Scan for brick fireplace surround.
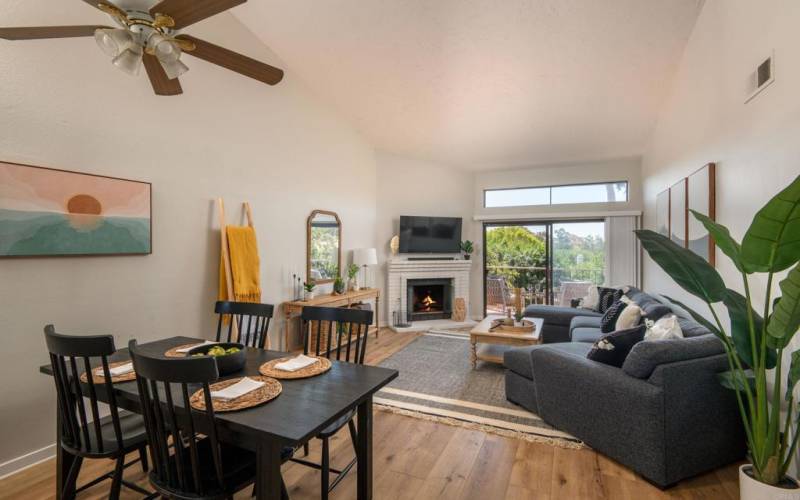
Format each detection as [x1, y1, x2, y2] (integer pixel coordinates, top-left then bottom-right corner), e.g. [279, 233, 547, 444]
[387, 259, 472, 331]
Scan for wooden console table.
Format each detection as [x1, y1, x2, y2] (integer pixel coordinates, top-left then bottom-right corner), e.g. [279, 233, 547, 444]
[281, 288, 380, 351]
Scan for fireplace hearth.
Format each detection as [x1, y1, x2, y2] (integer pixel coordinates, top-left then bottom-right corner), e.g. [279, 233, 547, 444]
[407, 278, 453, 321]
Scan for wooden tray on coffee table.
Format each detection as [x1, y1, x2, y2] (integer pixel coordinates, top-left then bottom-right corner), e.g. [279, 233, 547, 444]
[470, 315, 543, 369]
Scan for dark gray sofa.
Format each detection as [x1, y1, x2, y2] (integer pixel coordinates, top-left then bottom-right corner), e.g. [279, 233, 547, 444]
[522, 304, 600, 343]
[506, 288, 745, 487]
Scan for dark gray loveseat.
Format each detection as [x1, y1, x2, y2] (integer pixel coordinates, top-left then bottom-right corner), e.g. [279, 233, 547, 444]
[504, 288, 745, 487]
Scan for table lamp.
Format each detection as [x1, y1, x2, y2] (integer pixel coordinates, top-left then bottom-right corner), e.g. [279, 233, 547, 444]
[353, 248, 378, 289]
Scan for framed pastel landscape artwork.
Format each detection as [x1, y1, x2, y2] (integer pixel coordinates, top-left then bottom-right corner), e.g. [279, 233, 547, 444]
[0, 161, 151, 257]
[687, 163, 716, 265]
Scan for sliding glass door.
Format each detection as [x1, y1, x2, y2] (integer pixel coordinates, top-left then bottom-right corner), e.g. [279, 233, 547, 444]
[550, 221, 606, 305]
[483, 220, 605, 314]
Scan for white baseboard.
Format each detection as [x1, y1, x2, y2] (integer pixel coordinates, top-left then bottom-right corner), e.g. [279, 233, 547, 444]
[0, 443, 56, 480]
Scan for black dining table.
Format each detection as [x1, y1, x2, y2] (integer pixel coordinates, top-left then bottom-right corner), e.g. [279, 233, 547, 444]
[39, 336, 398, 500]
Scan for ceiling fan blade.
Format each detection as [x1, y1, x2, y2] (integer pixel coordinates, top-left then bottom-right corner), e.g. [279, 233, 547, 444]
[150, 0, 246, 30]
[177, 35, 284, 86]
[143, 54, 183, 96]
[0, 25, 109, 40]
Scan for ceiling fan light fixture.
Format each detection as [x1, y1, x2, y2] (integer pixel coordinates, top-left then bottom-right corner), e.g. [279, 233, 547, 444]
[151, 36, 181, 63]
[159, 58, 189, 80]
[94, 27, 133, 57]
[112, 45, 143, 76]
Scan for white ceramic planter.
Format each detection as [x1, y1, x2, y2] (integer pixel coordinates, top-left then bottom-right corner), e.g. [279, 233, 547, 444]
[304, 291, 315, 301]
[739, 465, 800, 500]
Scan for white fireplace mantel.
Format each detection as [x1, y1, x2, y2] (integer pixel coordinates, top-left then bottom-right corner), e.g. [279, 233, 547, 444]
[387, 258, 473, 329]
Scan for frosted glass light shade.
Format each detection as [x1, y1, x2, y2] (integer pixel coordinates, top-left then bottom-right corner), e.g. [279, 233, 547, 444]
[156, 40, 181, 63]
[113, 46, 143, 76]
[353, 248, 378, 266]
[148, 33, 181, 63]
[95, 28, 133, 58]
[159, 58, 189, 80]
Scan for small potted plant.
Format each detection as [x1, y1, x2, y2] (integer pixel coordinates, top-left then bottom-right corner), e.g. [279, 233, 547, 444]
[514, 309, 525, 326]
[460, 240, 474, 260]
[347, 263, 360, 291]
[303, 280, 316, 301]
[333, 274, 346, 295]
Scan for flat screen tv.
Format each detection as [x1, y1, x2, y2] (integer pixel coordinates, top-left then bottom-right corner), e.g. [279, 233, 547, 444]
[399, 216, 462, 253]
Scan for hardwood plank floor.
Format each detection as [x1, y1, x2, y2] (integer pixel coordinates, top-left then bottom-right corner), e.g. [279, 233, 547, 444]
[0, 329, 740, 499]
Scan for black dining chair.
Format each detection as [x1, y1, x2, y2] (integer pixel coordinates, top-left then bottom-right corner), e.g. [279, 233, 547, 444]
[291, 306, 374, 499]
[43, 325, 151, 499]
[214, 301, 274, 349]
[128, 339, 291, 499]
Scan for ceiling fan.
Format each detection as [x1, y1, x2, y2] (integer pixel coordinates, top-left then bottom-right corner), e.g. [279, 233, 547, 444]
[0, 0, 284, 96]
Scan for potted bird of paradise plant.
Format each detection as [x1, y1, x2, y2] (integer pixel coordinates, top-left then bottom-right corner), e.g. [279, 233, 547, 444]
[635, 175, 800, 499]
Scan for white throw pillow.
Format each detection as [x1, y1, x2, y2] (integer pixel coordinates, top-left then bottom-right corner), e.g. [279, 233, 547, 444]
[614, 301, 642, 330]
[644, 315, 684, 341]
[580, 286, 599, 310]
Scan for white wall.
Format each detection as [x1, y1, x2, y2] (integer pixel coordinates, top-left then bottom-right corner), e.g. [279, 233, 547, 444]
[474, 158, 643, 219]
[0, 6, 376, 469]
[641, 0, 800, 314]
[374, 152, 479, 322]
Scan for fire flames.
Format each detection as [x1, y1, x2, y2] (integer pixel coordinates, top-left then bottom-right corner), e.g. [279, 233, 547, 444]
[420, 293, 438, 311]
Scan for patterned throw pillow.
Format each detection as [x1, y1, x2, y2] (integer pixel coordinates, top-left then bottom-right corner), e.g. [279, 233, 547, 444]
[597, 287, 623, 313]
[601, 299, 627, 333]
[587, 325, 647, 367]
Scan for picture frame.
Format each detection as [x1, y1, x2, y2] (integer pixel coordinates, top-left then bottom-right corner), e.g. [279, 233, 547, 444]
[0, 161, 152, 257]
[656, 189, 670, 238]
[687, 163, 716, 265]
[669, 178, 687, 248]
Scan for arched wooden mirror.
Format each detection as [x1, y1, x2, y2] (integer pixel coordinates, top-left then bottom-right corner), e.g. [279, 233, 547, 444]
[307, 210, 341, 285]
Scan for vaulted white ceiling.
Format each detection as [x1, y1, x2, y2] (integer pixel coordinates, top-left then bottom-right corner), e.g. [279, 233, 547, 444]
[235, 0, 703, 170]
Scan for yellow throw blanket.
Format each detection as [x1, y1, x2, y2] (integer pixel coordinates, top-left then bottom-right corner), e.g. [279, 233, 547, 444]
[219, 226, 262, 303]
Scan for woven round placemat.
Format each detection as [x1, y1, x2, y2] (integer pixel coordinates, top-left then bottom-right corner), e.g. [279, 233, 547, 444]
[258, 356, 332, 380]
[164, 342, 209, 358]
[190, 376, 281, 413]
[80, 361, 137, 384]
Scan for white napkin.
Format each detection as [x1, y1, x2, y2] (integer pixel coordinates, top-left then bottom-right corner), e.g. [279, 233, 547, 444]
[176, 340, 217, 353]
[274, 354, 319, 372]
[109, 362, 134, 376]
[209, 377, 265, 401]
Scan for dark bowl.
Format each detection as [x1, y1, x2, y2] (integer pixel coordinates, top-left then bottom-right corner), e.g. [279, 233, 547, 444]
[187, 342, 246, 375]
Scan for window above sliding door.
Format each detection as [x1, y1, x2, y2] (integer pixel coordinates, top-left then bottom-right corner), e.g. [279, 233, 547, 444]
[484, 181, 628, 208]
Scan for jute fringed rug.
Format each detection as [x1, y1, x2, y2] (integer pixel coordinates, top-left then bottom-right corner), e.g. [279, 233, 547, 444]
[376, 330, 584, 449]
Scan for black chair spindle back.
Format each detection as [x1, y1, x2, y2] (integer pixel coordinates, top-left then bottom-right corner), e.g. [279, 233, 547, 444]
[44, 325, 125, 457]
[301, 306, 374, 364]
[214, 301, 274, 349]
[128, 340, 225, 498]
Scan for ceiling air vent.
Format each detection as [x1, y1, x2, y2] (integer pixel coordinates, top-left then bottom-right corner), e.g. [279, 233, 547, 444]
[745, 53, 775, 103]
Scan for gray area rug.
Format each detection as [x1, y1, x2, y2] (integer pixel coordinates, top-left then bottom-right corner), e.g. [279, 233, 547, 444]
[376, 331, 581, 446]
